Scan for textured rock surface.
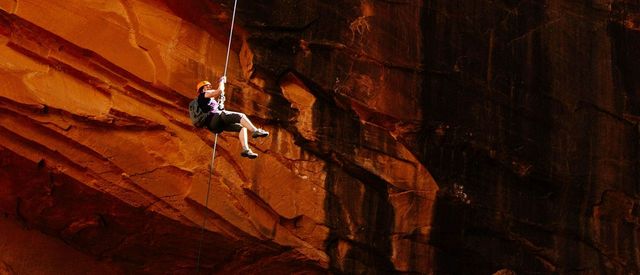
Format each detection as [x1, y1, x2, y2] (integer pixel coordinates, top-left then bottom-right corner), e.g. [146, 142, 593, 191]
[420, 0, 640, 274]
[0, 217, 124, 274]
[0, 0, 435, 274]
[1, 0, 639, 274]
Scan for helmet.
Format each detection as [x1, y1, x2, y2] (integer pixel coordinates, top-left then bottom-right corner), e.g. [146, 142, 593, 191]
[196, 80, 211, 91]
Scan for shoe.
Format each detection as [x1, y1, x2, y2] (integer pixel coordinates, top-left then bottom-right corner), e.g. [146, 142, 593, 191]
[240, 149, 258, 159]
[252, 128, 269, 138]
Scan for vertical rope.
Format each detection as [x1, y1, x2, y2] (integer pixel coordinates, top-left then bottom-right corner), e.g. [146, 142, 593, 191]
[195, 0, 238, 272]
[195, 133, 218, 274]
[223, 0, 239, 77]
[219, 0, 238, 110]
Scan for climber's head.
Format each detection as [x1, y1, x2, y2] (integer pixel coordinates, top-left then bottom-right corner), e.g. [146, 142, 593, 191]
[196, 80, 212, 93]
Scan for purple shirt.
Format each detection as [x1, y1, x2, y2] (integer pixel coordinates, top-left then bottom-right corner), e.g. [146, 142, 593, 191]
[208, 98, 222, 114]
[197, 92, 221, 115]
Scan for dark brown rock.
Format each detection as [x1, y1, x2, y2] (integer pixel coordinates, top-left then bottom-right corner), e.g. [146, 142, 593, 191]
[421, 0, 640, 274]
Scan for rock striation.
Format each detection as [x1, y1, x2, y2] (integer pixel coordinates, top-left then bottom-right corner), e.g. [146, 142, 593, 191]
[1, 0, 639, 274]
[420, 0, 640, 274]
[0, 0, 435, 274]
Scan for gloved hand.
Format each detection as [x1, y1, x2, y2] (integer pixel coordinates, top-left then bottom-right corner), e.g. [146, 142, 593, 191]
[219, 94, 226, 110]
[218, 81, 225, 92]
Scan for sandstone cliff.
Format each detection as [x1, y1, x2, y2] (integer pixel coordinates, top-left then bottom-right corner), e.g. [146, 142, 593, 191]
[0, 0, 435, 274]
[0, 0, 638, 274]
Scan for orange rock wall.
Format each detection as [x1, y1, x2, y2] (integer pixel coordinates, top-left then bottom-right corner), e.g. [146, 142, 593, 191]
[0, 217, 124, 274]
[5, 0, 637, 274]
[0, 0, 436, 274]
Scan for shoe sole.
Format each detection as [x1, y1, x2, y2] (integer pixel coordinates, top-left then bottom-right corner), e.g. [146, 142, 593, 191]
[252, 133, 269, 138]
[241, 154, 258, 159]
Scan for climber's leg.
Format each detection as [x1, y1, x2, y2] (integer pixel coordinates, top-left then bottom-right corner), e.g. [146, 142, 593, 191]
[223, 111, 268, 138]
[239, 126, 257, 159]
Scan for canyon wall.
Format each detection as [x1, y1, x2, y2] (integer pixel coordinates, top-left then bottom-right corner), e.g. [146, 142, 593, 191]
[420, 0, 640, 274]
[0, 0, 434, 274]
[1, 0, 639, 274]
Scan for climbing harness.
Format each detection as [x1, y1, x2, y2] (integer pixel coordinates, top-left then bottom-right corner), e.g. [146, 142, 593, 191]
[195, 0, 239, 272]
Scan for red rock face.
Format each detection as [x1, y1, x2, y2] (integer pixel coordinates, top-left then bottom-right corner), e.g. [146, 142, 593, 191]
[1, 0, 638, 274]
[0, 0, 435, 274]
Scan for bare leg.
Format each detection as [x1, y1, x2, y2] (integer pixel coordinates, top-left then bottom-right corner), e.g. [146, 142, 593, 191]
[238, 127, 249, 150]
[240, 116, 258, 132]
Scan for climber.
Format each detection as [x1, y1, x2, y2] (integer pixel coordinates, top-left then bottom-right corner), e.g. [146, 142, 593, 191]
[196, 77, 269, 159]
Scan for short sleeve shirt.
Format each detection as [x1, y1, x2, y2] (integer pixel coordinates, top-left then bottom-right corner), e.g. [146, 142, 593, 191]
[197, 92, 221, 114]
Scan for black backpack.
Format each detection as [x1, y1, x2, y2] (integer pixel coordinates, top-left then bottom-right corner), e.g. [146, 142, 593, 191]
[188, 98, 208, 127]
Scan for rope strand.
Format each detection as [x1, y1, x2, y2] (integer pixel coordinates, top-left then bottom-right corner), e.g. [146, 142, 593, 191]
[219, 0, 238, 110]
[195, 0, 238, 272]
[223, 0, 238, 77]
[195, 133, 218, 274]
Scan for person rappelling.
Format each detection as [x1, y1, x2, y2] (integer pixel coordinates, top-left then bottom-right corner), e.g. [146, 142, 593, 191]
[191, 0, 270, 270]
[191, 76, 269, 159]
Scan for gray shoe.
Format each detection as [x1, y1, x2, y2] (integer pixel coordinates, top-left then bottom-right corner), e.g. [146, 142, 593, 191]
[252, 128, 269, 138]
[241, 149, 258, 159]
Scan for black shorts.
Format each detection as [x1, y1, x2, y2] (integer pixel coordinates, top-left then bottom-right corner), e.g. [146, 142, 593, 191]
[206, 111, 244, 133]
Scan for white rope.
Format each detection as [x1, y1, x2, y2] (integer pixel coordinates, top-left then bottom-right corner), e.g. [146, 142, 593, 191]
[223, 0, 238, 77]
[219, 0, 239, 110]
[195, 133, 218, 273]
[195, 0, 238, 272]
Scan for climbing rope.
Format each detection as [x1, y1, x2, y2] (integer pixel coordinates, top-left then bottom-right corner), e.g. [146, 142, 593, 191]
[195, 134, 217, 273]
[223, 0, 238, 76]
[195, 0, 239, 272]
[218, 0, 238, 110]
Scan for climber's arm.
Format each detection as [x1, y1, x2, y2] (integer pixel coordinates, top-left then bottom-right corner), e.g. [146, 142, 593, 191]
[203, 77, 226, 98]
[203, 89, 221, 98]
